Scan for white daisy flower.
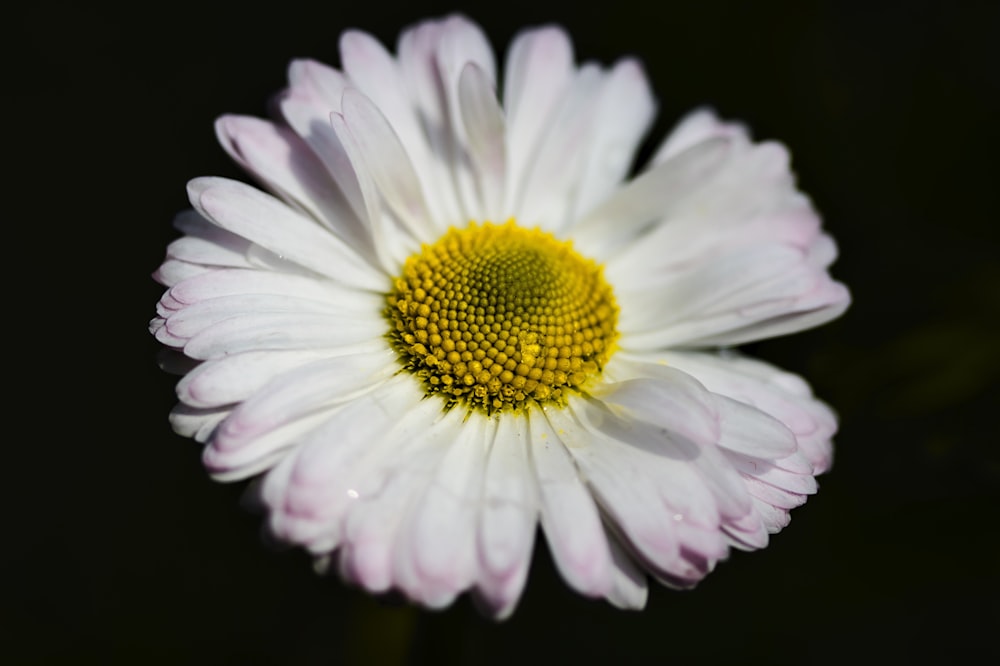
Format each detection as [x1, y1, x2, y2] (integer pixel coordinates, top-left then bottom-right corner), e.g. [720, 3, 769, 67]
[151, 14, 850, 619]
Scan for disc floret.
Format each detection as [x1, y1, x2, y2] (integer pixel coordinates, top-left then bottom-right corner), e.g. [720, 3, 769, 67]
[386, 220, 618, 414]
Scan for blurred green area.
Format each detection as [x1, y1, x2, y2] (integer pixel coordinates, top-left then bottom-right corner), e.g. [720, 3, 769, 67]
[11, 0, 998, 663]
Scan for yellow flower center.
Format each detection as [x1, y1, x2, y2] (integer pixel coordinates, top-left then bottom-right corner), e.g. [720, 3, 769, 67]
[386, 220, 618, 414]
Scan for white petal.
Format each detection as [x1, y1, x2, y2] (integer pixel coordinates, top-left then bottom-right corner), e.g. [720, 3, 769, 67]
[169, 403, 230, 443]
[622, 143, 820, 269]
[642, 350, 838, 473]
[575, 138, 731, 260]
[435, 15, 496, 84]
[327, 109, 409, 272]
[514, 57, 657, 237]
[262, 375, 425, 554]
[176, 347, 377, 409]
[153, 259, 213, 287]
[393, 411, 488, 607]
[741, 475, 808, 510]
[568, 58, 657, 223]
[752, 496, 792, 534]
[276, 88, 404, 273]
[433, 15, 498, 220]
[339, 31, 456, 232]
[339, 30, 432, 178]
[725, 453, 818, 495]
[338, 397, 467, 596]
[528, 409, 613, 597]
[205, 409, 336, 482]
[214, 114, 360, 236]
[182, 309, 383, 360]
[653, 351, 813, 419]
[340, 88, 437, 243]
[188, 177, 385, 290]
[573, 403, 724, 529]
[605, 534, 649, 610]
[607, 206, 821, 299]
[723, 509, 769, 551]
[547, 404, 696, 585]
[161, 241, 247, 276]
[502, 26, 573, 213]
[475, 415, 537, 619]
[619, 262, 850, 349]
[395, 19, 464, 224]
[164, 267, 374, 309]
[554, 401, 742, 583]
[582, 369, 751, 522]
[277, 95, 373, 250]
[287, 58, 349, 111]
[692, 281, 849, 347]
[166, 210, 254, 269]
[618, 243, 814, 330]
[459, 62, 507, 220]
[338, 440, 441, 592]
[715, 395, 798, 459]
[651, 107, 749, 164]
[605, 118, 849, 347]
[159, 294, 345, 347]
[809, 233, 839, 269]
[202, 349, 398, 476]
[512, 64, 604, 230]
[593, 363, 721, 447]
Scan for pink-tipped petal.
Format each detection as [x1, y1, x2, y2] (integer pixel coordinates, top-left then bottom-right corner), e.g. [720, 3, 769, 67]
[340, 88, 438, 242]
[475, 416, 537, 619]
[187, 177, 384, 290]
[528, 411, 614, 597]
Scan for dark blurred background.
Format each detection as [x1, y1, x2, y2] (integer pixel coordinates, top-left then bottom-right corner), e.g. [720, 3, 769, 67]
[8, 0, 998, 663]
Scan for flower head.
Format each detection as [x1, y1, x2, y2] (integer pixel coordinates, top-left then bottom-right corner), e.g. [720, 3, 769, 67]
[151, 14, 849, 618]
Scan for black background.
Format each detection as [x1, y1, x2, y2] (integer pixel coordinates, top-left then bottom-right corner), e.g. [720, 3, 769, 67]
[9, 0, 999, 663]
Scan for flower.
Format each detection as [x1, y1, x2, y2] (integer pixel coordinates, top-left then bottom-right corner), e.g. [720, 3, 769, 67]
[151, 14, 850, 619]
